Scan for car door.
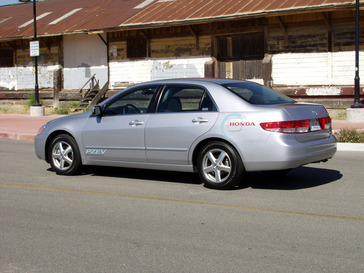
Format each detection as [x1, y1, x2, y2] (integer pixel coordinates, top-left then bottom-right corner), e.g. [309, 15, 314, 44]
[145, 84, 219, 165]
[82, 86, 159, 163]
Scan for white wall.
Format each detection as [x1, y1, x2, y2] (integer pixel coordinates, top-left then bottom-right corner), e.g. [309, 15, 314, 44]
[2, 49, 361, 96]
[272, 51, 364, 86]
[0, 65, 60, 90]
[109, 56, 212, 88]
[63, 34, 108, 90]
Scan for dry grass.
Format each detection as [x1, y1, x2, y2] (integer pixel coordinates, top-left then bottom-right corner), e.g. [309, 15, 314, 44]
[335, 129, 364, 143]
[327, 109, 347, 120]
[0, 104, 80, 115]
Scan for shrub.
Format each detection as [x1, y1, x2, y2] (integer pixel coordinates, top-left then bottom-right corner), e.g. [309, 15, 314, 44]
[52, 105, 70, 115]
[335, 129, 364, 143]
[69, 101, 79, 109]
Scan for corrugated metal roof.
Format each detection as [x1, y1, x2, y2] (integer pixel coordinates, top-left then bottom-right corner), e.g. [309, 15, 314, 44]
[0, 0, 359, 40]
[122, 0, 357, 27]
[0, 0, 147, 40]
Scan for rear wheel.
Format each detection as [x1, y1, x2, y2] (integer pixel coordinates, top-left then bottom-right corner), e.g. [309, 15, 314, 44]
[48, 134, 82, 175]
[197, 141, 244, 189]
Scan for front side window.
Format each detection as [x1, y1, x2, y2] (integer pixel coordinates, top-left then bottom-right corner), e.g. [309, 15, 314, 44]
[223, 82, 293, 105]
[157, 85, 216, 113]
[104, 86, 158, 115]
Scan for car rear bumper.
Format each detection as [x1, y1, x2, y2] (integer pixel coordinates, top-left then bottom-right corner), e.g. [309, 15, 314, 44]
[243, 134, 337, 171]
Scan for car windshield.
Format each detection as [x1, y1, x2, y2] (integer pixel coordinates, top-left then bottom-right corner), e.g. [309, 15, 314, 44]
[222, 82, 294, 105]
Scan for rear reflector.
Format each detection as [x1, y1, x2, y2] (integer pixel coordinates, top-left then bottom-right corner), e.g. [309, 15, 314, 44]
[260, 117, 331, 134]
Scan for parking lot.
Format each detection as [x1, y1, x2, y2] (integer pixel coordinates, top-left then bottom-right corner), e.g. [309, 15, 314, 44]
[1, 138, 363, 272]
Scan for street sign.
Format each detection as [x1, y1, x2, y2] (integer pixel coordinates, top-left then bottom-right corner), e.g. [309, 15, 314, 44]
[30, 41, 39, 57]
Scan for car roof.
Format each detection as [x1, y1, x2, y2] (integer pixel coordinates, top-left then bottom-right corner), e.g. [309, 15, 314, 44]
[144, 78, 244, 85]
[102, 78, 265, 112]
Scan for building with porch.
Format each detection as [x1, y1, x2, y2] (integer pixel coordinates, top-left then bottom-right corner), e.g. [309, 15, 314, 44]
[0, 0, 363, 108]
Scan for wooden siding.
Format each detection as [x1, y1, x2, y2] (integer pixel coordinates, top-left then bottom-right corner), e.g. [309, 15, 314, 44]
[272, 51, 364, 86]
[109, 41, 127, 60]
[266, 12, 363, 53]
[16, 45, 61, 66]
[0, 37, 62, 66]
[109, 57, 212, 88]
[267, 24, 329, 53]
[107, 10, 362, 61]
[151, 35, 211, 58]
[107, 9, 362, 85]
[109, 35, 211, 60]
[332, 20, 364, 51]
[217, 60, 262, 80]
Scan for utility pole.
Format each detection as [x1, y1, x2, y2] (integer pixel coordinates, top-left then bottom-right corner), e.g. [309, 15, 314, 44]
[32, 0, 41, 107]
[352, 0, 363, 108]
[20, 0, 44, 115]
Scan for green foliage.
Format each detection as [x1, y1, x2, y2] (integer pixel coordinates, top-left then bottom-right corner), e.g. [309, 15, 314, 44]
[335, 129, 364, 143]
[52, 105, 70, 115]
[26, 94, 42, 108]
[69, 101, 79, 108]
[0, 107, 9, 113]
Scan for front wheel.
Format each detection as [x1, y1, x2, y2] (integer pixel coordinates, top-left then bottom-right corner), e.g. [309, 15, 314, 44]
[197, 141, 244, 189]
[48, 134, 82, 175]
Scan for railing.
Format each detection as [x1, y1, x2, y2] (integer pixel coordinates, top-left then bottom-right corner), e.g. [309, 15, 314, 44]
[78, 74, 98, 98]
[74, 74, 109, 112]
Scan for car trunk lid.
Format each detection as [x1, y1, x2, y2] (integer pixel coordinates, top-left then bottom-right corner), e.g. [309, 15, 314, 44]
[273, 103, 332, 142]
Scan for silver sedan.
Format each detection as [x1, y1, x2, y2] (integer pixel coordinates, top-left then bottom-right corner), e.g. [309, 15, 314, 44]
[35, 79, 337, 189]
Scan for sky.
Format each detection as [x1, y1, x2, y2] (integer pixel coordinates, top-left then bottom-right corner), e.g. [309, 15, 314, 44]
[0, 0, 49, 6]
[0, 0, 22, 6]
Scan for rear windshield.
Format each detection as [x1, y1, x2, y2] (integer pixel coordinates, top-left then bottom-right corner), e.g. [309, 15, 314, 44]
[222, 82, 293, 105]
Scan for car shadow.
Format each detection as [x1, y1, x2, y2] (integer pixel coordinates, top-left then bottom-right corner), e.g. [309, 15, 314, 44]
[83, 166, 202, 185]
[78, 165, 342, 190]
[246, 166, 342, 190]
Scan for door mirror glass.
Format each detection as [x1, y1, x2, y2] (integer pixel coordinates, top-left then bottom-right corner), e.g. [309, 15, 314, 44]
[92, 105, 103, 116]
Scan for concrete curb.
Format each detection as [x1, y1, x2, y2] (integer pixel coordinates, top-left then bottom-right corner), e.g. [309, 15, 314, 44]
[337, 143, 364, 152]
[0, 132, 35, 141]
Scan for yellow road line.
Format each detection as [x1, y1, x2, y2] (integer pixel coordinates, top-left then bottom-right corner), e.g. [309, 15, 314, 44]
[1, 182, 363, 221]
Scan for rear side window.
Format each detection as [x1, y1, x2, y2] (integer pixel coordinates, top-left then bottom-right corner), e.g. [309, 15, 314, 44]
[223, 82, 293, 105]
[157, 85, 217, 113]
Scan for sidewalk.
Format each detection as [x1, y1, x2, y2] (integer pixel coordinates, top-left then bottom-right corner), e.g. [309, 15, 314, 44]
[0, 114, 62, 141]
[0, 113, 364, 150]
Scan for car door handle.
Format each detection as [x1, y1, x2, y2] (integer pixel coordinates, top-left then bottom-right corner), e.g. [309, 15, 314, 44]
[192, 117, 209, 124]
[129, 120, 144, 127]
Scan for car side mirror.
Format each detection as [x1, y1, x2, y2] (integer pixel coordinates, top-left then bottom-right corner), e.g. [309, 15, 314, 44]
[92, 105, 103, 117]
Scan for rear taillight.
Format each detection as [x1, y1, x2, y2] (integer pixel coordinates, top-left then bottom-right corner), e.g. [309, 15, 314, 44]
[260, 117, 332, 134]
[260, 120, 310, 134]
[319, 117, 331, 130]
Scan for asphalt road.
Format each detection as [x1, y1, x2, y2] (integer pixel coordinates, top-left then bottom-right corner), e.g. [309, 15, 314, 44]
[1, 139, 363, 273]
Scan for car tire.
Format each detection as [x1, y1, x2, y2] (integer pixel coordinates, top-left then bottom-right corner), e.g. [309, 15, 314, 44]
[197, 141, 244, 189]
[48, 134, 82, 175]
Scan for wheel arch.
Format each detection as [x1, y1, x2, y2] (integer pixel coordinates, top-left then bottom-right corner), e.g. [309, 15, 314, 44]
[192, 137, 243, 171]
[45, 130, 77, 163]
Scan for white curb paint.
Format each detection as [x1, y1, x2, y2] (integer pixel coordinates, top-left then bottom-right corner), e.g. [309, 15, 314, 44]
[337, 143, 364, 152]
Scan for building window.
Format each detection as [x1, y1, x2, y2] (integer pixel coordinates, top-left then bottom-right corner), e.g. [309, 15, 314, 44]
[217, 33, 264, 61]
[0, 49, 14, 67]
[127, 36, 147, 59]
